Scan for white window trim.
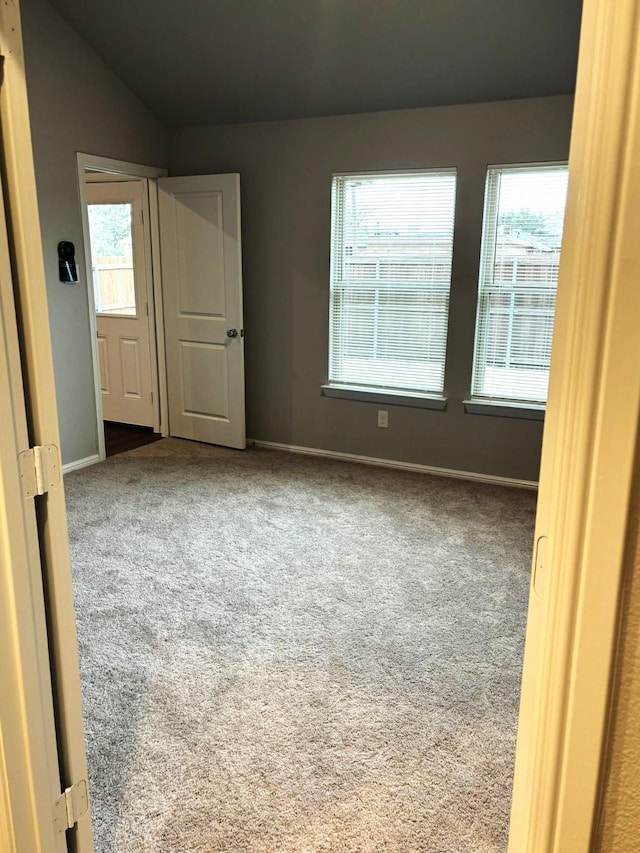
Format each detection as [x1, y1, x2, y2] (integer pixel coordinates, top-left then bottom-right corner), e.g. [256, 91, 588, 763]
[327, 167, 457, 401]
[470, 161, 568, 411]
[321, 383, 447, 410]
[463, 398, 545, 421]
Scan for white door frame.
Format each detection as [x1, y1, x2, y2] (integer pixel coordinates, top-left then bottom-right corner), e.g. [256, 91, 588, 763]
[0, 1, 93, 848]
[0, 90, 68, 853]
[508, 0, 640, 849]
[76, 153, 168, 462]
[0, 212, 67, 853]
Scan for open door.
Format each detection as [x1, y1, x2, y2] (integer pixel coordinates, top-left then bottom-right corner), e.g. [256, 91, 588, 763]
[0, 2, 93, 850]
[0, 119, 70, 853]
[158, 174, 245, 449]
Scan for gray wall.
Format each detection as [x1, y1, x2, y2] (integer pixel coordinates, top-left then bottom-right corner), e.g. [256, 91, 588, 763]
[21, 0, 168, 465]
[169, 96, 574, 481]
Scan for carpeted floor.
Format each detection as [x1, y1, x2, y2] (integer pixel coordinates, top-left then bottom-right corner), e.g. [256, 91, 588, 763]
[64, 440, 536, 852]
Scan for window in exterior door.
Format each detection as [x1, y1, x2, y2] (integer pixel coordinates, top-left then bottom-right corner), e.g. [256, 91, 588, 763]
[88, 202, 137, 316]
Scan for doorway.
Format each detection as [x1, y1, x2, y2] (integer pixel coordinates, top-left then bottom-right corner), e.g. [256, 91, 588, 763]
[77, 155, 247, 462]
[2, 0, 639, 848]
[84, 173, 162, 458]
[77, 155, 169, 462]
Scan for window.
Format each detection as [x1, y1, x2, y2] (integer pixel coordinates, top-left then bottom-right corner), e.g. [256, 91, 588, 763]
[88, 203, 137, 316]
[471, 164, 569, 408]
[328, 170, 457, 399]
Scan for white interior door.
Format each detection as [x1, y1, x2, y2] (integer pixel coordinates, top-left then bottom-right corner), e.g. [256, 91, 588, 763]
[158, 173, 245, 449]
[86, 180, 154, 427]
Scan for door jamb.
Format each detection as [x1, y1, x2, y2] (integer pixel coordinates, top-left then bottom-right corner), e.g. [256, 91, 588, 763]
[0, 2, 94, 847]
[0, 113, 68, 853]
[508, 0, 640, 849]
[75, 154, 168, 462]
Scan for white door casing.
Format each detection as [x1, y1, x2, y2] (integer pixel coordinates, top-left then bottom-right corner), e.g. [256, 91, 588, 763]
[86, 180, 155, 427]
[158, 173, 246, 449]
[0, 1, 93, 848]
[508, 0, 640, 849]
[0, 122, 67, 853]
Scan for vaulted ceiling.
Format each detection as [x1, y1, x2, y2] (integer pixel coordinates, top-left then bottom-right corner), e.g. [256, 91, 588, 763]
[45, 0, 582, 127]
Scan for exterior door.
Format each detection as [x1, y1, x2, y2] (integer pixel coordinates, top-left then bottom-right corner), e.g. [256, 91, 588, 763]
[86, 180, 154, 426]
[158, 173, 245, 448]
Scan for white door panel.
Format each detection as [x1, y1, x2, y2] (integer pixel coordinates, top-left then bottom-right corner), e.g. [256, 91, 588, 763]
[87, 180, 154, 427]
[97, 334, 110, 393]
[120, 337, 143, 397]
[159, 174, 245, 449]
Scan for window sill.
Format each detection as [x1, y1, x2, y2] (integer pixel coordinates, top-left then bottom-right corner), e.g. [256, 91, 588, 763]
[321, 384, 447, 410]
[463, 399, 545, 421]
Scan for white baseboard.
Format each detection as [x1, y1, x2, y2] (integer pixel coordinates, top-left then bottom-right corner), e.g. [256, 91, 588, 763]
[62, 454, 101, 475]
[248, 439, 538, 490]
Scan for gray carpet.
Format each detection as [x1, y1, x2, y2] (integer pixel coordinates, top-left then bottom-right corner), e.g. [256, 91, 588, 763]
[64, 441, 536, 852]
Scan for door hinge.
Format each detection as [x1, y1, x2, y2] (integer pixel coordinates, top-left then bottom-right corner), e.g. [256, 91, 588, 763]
[18, 444, 61, 499]
[53, 780, 88, 834]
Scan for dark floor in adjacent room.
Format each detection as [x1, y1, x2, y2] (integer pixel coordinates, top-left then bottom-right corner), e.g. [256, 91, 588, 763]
[103, 421, 163, 457]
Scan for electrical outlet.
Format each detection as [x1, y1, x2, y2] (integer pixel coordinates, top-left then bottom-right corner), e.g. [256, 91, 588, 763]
[377, 410, 388, 428]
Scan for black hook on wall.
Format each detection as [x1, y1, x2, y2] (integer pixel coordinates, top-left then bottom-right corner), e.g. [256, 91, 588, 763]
[58, 241, 78, 283]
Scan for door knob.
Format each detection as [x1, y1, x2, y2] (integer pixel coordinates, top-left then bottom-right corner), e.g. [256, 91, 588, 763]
[226, 328, 238, 338]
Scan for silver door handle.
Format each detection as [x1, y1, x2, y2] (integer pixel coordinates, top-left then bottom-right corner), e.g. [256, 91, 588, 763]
[226, 328, 238, 338]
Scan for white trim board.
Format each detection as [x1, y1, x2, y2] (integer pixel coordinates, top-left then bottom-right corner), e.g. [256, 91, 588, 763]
[508, 2, 640, 848]
[78, 153, 168, 180]
[249, 439, 538, 489]
[0, 6, 94, 847]
[62, 454, 100, 475]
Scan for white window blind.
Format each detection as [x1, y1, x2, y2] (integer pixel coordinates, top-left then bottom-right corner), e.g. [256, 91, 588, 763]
[471, 164, 569, 406]
[329, 170, 457, 396]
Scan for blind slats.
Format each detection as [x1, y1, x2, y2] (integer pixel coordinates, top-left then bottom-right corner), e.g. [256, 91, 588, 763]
[471, 165, 569, 406]
[329, 171, 456, 395]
